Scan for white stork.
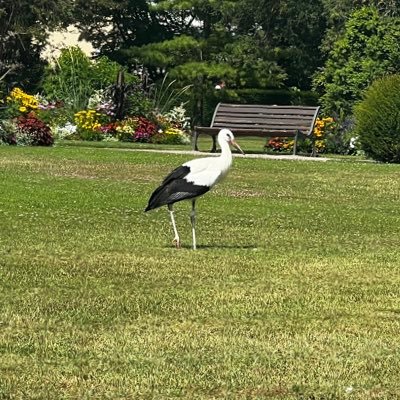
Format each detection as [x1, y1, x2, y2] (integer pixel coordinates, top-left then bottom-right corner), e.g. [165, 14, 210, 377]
[145, 129, 244, 250]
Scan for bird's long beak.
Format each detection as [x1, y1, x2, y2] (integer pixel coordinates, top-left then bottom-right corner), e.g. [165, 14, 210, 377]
[230, 139, 245, 155]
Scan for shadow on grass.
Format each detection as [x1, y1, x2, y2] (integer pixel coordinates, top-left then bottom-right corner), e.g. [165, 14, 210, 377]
[164, 244, 258, 250]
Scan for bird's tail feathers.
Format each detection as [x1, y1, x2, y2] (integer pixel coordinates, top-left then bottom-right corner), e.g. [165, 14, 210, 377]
[144, 185, 167, 212]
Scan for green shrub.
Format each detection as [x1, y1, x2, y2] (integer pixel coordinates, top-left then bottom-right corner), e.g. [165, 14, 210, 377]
[354, 74, 400, 163]
[314, 7, 400, 117]
[233, 88, 319, 106]
[43, 47, 138, 115]
[0, 120, 18, 144]
[43, 47, 93, 112]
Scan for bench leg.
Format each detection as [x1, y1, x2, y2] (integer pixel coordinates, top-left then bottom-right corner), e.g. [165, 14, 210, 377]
[311, 137, 316, 157]
[193, 131, 199, 151]
[293, 132, 298, 156]
[211, 135, 217, 153]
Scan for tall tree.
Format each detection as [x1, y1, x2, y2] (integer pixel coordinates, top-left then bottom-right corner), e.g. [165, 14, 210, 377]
[0, 0, 73, 90]
[321, 0, 400, 52]
[233, 0, 327, 90]
[73, 0, 329, 91]
[125, 0, 288, 88]
[314, 7, 400, 116]
[73, 0, 173, 64]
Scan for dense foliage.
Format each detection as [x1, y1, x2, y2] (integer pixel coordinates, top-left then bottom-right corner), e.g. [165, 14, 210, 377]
[42, 47, 139, 115]
[314, 7, 400, 116]
[72, 0, 171, 61]
[0, 0, 73, 91]
[2, 0, 400, 157]
[234, 0, 327, 89]
[354, 75, 400, 163]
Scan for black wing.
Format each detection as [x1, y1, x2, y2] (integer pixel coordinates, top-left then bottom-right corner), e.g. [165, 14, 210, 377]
[161, 165, 190, 185]
[145, 166, 209, 212]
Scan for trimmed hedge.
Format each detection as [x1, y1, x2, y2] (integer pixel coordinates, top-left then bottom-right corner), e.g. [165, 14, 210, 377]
[355, 75, 400, 163]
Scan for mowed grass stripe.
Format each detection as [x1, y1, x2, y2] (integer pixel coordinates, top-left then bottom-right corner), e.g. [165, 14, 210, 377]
[1, 145, 400, 399]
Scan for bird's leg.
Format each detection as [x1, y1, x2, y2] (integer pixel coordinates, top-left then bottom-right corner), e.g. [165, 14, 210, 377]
[190, 199, 197, 250]
[168, 204, 180, 248]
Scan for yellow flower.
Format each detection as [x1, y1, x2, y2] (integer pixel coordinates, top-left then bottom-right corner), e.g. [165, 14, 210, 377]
[315, 140, 326, 150]
[165, 127, 184, 136]
[8, 87, 39, 110]
[74, 109, 103, 131]
[313, 117, 335, 138]
[19, 106, 27, 113]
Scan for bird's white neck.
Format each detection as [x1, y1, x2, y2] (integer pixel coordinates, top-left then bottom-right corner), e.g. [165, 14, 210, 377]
[218, 136, 233, 173]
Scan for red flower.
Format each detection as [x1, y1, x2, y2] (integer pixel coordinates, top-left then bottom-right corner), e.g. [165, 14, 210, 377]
[267, 137, 284, 151]
[134, 117, 156, 142]
[16, 114, 54, 146]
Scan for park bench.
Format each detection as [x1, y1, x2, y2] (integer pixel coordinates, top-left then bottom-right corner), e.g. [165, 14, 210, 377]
[193, 103, 320, 155]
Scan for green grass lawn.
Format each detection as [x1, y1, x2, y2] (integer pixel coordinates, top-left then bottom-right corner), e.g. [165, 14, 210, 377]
[1, 144, 400, 399]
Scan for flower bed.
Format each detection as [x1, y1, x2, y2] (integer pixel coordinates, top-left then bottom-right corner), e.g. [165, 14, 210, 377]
[264, 117, 336, 154]
[0, 88, 54, 146]
[0, 87, 191, 147]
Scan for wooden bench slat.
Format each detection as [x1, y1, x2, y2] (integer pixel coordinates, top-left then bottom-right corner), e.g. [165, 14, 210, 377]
[215, 113, 316, 120]
[217, 106, 318, 116]
[212, 124, 312, 131]
[196, 126, 304, 133]
[212, 125, 309, 136]
[213, 117, 315, 126]
[215, 113, 315, 119]
[213, 121, 310, 131]
[194, 127, 303, 138]
[217, 104, 317, 109]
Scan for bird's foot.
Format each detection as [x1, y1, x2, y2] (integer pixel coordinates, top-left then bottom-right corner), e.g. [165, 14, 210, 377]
[172, 238, 181, 248]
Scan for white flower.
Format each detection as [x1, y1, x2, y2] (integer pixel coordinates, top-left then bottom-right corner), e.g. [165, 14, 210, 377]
[64, 122, 77, 134]
[88, 89, 107, 109]
[53, 122, 77, 139]
[164, 103, 191, 131]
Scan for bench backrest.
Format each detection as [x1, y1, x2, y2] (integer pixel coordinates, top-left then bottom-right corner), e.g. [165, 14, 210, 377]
[210, 103, 320, 136]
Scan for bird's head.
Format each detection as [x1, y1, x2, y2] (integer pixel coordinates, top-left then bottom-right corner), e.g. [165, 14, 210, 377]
[219, 129, 245, 155]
